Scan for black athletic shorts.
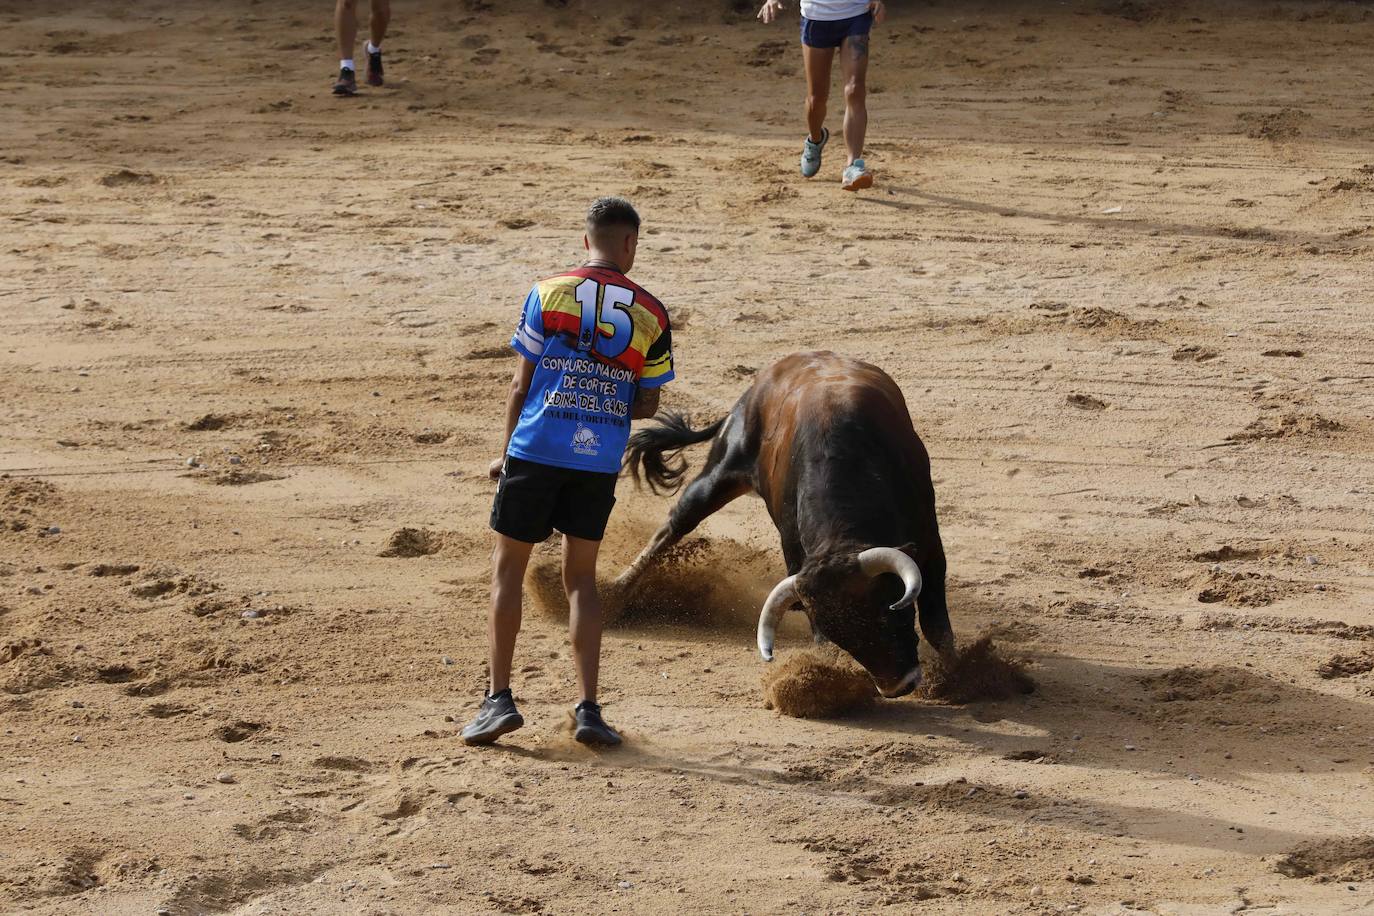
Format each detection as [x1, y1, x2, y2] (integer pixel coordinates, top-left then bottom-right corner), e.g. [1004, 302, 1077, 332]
[490, 455, 618, 543]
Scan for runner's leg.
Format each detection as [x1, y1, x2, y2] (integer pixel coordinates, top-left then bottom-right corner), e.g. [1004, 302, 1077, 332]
[369, 0, 390, 48]
[840, 32, 870, 165]
[489, 534, 535, 694]
[335, 0, 357, 62]
[802, 45, 835, 144]
[563, 534, 604, 703]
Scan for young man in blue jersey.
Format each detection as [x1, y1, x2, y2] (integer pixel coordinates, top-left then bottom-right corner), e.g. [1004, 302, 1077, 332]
[461, 197, 674, 748]
[757, 0, 886, 190]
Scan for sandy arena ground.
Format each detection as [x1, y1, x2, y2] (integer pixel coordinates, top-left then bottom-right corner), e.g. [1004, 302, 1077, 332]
[3, 0, 1374, 913]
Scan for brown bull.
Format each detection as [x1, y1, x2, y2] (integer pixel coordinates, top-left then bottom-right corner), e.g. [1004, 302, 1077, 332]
[617, 351, 954, 697]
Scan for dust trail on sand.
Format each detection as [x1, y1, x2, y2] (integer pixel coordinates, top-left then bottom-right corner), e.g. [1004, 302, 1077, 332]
[528, 534, 780, 630]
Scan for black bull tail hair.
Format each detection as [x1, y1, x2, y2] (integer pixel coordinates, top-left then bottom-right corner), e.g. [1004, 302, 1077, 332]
[623, 410, 725, 495]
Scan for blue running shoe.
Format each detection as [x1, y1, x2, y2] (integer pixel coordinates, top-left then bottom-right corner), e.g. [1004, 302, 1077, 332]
[842, 158, 873, 191]
[800, 127, 828, 178]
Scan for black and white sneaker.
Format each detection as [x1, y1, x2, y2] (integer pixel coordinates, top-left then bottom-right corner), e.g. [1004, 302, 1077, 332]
[460, 689, 524, 746]
[573, 700, 622, 747]
[332, 67, 357, 96]
[366, 49, 384, 87]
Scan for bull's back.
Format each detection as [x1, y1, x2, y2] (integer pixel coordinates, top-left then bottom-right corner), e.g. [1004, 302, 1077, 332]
[747, 352, 922, 510]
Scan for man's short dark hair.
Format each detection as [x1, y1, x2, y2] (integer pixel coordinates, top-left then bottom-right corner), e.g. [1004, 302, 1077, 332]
[586, 196, 640, 236]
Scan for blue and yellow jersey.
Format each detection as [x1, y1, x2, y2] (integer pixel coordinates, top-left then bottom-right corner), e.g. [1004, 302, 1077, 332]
[507, 266, 674, 473]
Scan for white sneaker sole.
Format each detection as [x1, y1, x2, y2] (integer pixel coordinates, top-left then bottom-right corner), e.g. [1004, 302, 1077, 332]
[842, 172, 874, 192]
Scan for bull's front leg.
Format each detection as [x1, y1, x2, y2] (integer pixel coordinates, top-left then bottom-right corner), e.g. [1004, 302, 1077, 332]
[916, 561, 957, 664]
[807, 613, 830, 647]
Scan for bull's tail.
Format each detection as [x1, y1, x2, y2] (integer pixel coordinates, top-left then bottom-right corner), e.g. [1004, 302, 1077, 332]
[624, 411, 725, 495]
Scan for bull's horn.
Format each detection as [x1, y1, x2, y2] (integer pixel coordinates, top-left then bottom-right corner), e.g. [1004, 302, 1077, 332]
[857, 547, 923, 611]
[756, 575, 800, 662]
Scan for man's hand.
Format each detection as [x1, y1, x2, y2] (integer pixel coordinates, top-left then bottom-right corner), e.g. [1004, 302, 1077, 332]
[631, 387, 661, 421]
[757, 0, 784, 24]
[488, 456, 505, 481]
[869, 0, 886, 25]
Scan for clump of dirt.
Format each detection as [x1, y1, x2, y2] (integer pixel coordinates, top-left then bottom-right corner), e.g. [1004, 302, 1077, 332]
[1, 640, 85, 695]
[184, 413, 233, 431]
[1239, 108, 1311, 141]
[1066, 393, 1107, 410]
[1191, 544, 1266, 562]
[748, 38, 789, 67]
[1196, 570, 1294, 607]
[130, 574, 218, 600]
[1227, 412, 1343, 442]
[99, 168, 159, 187]
[313, 755, 374, 773]
[213, 720, 265, 743]
[1100, 0, 1163, 21]
[1038, 305, 1162, 338]
[205, 469, 285, 487]
[2, 479, 58, 532]
[1070, 307, 1127, 328]
[918, 636, 1035, 704]
[1, 638, 48, 666]
[1317, 651, 1374, 680]
[378, 528, 443, 558]
[1172, 344, 1218, 362]
[88, 563, 140, 577]
[1276, 836, 1374, 881]
[761, 647, 876, 719]
[3, 479, 57, 506]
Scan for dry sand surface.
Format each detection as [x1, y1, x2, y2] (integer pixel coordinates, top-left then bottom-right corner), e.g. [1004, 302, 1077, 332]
[3, 0, 1374, 912]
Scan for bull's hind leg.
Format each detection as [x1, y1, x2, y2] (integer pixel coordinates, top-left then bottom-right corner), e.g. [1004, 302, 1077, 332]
[615, 415, 752, 593]
[614, 469, 752, 592]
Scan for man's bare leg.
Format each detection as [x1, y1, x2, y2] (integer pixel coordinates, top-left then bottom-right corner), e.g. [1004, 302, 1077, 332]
[840, 33, 870, 166]
[335, 0, 358, 62]
[369, 0, 390, 48]
[563, 534, 604, 703]
[802, 45, 835, 143]
[488, 534, 535, 694]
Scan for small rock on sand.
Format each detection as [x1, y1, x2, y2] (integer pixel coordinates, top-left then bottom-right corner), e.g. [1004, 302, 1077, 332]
[215, 771, 235, 784]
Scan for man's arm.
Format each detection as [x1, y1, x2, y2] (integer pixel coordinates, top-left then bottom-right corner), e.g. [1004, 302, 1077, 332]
[631, 386, 660, 421]
[757, 0, 784, 24]
[489, 356, 537, 480]
[869, 1, 885, 25]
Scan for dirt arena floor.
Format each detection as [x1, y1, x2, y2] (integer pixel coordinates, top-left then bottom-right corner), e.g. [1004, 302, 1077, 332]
[3, 0, 1374, 912]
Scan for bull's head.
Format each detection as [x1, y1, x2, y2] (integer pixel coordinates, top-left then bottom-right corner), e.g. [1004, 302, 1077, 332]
[756, 547, 923, 698]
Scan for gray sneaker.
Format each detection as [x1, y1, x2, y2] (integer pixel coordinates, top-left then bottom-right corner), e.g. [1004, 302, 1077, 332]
[800, 127, 828, 178]
[573, 701, 622, 747]
[460, 689, 524, 746]
[841, 158, 873, 191]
